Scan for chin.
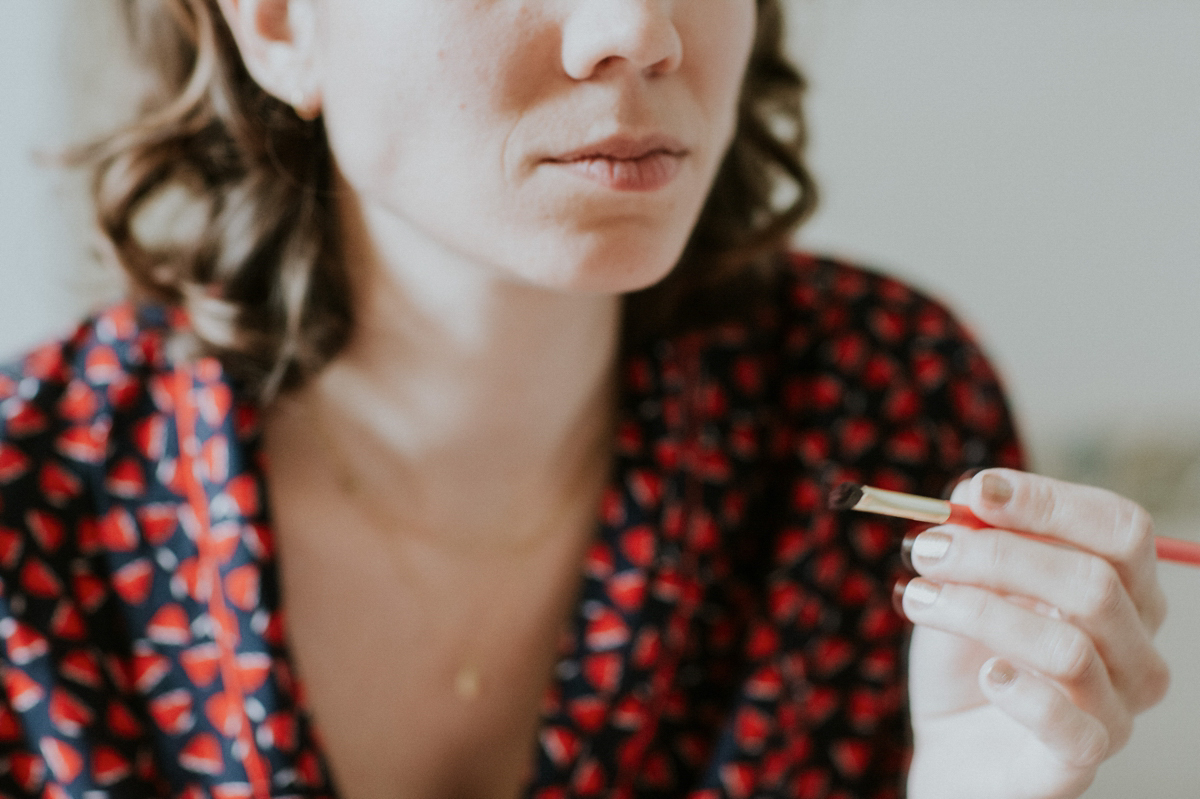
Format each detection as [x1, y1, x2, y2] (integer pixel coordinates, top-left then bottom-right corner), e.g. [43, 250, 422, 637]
[515, 234, 689, 296]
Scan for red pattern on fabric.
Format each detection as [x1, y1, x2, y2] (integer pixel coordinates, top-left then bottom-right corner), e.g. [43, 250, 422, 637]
[0, 256, 1023, 797]
[171, 365, 272, 799]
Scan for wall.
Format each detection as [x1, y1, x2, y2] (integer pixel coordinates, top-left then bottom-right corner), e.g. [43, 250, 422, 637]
[1, 0, 1198, 794]
[0, 0, 84, 353]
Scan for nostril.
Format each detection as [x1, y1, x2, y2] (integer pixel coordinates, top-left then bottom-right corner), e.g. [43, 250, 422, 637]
[560, 6, 683, 81]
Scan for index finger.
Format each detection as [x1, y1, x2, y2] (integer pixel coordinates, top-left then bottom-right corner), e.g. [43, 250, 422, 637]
[964, 468, 1166, 629]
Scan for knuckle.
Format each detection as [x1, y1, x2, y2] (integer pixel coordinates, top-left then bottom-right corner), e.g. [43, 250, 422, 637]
[1143, 585, 1169, 632]
[957, 587, 994, 629]
[1048, 628, 1097, 682]
[980, 531, 1007, 574]
[1024, 478, 1063, 529]
[1113, 501, 1155, 558]
[1078, 557, 1126, 621]
[1070, 721, 1111, 768]
[1139, 654, 1171, 709]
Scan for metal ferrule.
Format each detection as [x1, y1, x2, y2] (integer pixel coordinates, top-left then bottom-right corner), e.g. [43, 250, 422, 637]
[854, 486, 952, 524]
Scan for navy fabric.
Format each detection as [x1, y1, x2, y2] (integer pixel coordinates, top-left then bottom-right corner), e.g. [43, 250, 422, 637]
[0, 254, 1022, 798]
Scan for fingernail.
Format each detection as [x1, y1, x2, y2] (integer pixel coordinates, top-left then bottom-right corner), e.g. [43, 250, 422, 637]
[904, 578, 941, 609]
[911, 531, 952, 564]
[981, 473, 1013, 506]
[985, 658, 1018, 688]
[900, 534, 918, 573]
[892, 578, 910, 619]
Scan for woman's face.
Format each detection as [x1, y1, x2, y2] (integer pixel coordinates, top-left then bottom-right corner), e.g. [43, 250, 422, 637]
[310, 0, 758, 293]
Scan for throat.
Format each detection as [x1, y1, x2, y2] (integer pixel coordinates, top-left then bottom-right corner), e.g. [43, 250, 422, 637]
[276, 340, 621, 553]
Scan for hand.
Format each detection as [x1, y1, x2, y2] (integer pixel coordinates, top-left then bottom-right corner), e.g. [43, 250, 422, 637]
[901, 469, 1170, 799]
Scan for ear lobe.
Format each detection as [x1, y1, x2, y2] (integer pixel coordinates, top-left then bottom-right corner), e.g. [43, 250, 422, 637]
[215, 0, 321, 113]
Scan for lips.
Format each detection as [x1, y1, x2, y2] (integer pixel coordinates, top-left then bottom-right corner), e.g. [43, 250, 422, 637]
[551, 133, 688, 164]
[546, 134, 689, 192]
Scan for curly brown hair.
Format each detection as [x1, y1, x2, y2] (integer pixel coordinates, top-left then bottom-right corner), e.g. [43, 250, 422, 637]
[77, 0, 817, 400]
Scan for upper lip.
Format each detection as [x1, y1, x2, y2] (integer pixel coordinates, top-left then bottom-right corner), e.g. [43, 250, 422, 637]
[548, 133, 689, 163]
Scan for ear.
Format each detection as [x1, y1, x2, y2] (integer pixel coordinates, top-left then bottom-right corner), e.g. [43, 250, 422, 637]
[215, 0, 321, 118]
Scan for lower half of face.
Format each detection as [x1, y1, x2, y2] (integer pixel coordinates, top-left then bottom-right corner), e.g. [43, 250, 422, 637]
[318, 0, 758, 295]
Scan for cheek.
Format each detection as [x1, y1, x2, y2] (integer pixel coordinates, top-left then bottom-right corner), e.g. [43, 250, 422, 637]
[317, 6, 543, 209]
[684, 1, 758, 133]
[315, 7, 423, 188]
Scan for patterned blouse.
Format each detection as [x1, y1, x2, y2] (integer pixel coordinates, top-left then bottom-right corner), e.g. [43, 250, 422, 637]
[0, 254, 1021, 799]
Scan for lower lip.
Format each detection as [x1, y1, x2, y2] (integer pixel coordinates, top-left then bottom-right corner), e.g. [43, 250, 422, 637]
[550, 152, 684, 192]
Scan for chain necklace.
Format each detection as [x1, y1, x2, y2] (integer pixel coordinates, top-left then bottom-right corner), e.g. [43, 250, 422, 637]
[299, 382, 617, 702]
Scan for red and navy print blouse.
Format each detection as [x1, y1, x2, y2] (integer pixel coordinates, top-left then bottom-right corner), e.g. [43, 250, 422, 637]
[0, 255, 1022, 798]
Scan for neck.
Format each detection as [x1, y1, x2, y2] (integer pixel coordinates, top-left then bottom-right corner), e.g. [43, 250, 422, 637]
[287, 176, 623, 538]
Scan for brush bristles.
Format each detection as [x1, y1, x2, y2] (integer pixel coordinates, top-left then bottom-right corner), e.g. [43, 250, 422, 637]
[828, 482, 864, 511]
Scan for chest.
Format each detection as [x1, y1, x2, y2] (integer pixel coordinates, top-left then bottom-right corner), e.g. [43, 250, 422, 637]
[266, 475, 595, 799]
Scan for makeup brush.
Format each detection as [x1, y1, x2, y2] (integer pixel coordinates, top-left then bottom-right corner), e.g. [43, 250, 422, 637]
[829, 482, 1200, 567]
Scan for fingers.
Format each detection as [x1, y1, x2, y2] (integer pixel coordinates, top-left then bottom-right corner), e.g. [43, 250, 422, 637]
[965, 469, 1167, 632]
[906, 526, 1171, 711]
[900, 579, 1134, 749]
[979, 657, 1112, 770]
[904, 469, 1172, 782]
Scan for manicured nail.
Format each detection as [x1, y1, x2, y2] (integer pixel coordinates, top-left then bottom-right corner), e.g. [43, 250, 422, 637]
[985, 658, 1018, 688]
[911, 531, 952, 564]
[892, 578, 910, 619]
[904, 578, 941, 609]
[900, 534, 918, 573]
[981, 473, 1013, 506]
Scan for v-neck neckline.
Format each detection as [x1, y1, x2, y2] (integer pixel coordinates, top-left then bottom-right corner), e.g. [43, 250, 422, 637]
[169, 333, 707, 798]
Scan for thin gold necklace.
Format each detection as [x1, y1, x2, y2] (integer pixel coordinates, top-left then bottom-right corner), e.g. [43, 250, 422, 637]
[300, 383, 616, 701]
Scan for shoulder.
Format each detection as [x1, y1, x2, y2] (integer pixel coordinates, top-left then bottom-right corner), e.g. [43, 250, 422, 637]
[674, 252, 1011, 400]
[648, 252, 1024, 484]
[773, 252, 1004, 384]
[766, 253, 1024, 490]
[773, 253, 1015, 427]
[0, 302, 183, 546]
[776, 252, 982, 356]
[669, 252, 993, 361]
[0, 302, 179, 422]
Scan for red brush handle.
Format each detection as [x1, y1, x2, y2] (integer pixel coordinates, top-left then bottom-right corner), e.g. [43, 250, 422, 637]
[947, 503, 988, 529]
[948, 502, 1200, 568]
[1155, 537, 1200, 567]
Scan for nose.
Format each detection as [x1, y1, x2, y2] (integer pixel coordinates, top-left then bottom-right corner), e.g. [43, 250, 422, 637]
[561, 0, 684, 80]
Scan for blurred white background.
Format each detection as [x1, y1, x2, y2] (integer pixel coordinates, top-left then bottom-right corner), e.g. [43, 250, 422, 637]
[1, 0, 1198, 794]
